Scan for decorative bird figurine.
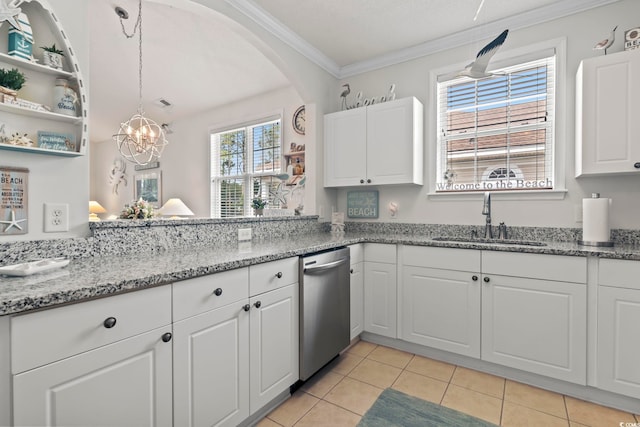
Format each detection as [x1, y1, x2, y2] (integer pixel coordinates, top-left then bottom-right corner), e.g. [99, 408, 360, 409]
[458, 29, 509, 79]
[340, 83, 351, 110]
[594, 25, 617, 55]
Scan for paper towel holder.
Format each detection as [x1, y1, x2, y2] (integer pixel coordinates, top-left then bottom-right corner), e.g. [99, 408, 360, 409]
[578, 193, 614, 247]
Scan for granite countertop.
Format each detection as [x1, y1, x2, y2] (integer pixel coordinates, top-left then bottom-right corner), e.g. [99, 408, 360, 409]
[2, 232, 640, 317]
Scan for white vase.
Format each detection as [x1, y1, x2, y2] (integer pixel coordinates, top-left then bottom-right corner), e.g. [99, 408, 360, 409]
[42, 51, 63, 70]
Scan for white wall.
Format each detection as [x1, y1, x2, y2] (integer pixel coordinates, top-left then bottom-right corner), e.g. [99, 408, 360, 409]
[0, 0, 90, 242]
[91, 86, 315, 218]
[334, 0, 640, 230]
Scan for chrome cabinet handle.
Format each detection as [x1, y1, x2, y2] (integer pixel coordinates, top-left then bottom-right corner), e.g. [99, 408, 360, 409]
[103, 317, 117, 328]
[161, 332, 172, 343]
[472, 275, 478, 281]
[254, 301, 262, 309]
[243, 304, 250, 312]
[275, 272, 283, 279]
[213, 288, 223, 296]
[483, 276, 490, 283]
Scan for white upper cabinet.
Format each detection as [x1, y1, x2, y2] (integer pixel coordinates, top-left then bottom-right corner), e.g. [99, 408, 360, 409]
[576, 50, 640, 176]
[324, 97, 424, 187]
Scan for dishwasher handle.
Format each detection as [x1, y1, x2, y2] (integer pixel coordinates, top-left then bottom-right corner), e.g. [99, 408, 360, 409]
[303, 257, 348, 274]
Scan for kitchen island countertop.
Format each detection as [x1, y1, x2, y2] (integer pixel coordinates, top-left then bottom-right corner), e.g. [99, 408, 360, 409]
[2, 232, 640, 316]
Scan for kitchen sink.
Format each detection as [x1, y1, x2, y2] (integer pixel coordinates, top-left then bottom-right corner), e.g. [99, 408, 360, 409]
[431, 236, 547, 247]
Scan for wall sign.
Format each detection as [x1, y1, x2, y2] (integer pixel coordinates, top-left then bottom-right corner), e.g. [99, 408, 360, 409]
[347, 190, 379, 219]
[1, 167, 29, 235]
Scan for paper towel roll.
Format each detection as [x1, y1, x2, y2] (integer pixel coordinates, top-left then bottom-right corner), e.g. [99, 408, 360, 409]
[582, 195, 611, 243]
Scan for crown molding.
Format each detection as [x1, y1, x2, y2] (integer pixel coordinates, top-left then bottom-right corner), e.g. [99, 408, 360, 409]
[228, 0, 620, 80]
[225, 0, 341, 77]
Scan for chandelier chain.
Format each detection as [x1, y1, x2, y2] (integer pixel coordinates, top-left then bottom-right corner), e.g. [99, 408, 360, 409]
[118, 0, 144, 113]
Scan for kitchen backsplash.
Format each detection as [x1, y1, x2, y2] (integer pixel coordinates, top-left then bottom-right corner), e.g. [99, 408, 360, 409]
[2, 218, 639, 266]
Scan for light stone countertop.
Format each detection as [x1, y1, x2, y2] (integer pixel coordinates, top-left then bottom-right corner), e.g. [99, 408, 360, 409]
[2, 232, 640, 316]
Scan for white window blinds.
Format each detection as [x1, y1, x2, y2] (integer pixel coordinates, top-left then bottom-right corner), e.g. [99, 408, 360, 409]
[210, 119, 282, 218]
[436, 55, 555, 192]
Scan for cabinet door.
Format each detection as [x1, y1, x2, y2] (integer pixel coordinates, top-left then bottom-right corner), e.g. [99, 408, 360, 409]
[324, 108, 367, 187]
[402, 266, 480, 358]
[249, 283, 299, 414]
[173, 303, 249, 427]
[597, 286, 640, 398]
[13, 327, 173, 427]
[366, 97, 423, 185]
[481, 275, 586, 384]
[576, 51, 640, 176]
[350, 260, 364, 339]
[364, 261, 397, 338]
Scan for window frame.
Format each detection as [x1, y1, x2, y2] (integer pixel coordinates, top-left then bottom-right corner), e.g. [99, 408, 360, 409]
[427, 37, 568, 201]
[210, 113, 283, 218]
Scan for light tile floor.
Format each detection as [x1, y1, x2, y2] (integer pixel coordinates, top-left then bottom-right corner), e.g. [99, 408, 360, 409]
[259, 340, 640, 427]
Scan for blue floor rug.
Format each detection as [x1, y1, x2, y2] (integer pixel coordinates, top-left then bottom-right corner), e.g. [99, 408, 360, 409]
[358, 388, 498, 427]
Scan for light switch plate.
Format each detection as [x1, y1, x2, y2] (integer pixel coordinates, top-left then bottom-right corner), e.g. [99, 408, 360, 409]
[44, 203, 69, 232]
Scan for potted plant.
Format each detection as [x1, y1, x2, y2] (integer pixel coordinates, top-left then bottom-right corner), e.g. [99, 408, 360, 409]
[40, 44, 65, 70]
[0, 67, 26, 97]
[251, 197, 267, 216]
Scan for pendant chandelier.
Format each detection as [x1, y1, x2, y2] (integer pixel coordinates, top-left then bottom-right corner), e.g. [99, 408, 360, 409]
[113, 0, 168, 166]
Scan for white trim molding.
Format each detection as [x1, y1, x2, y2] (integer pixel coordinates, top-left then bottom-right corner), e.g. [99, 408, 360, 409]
[226, 0, 620, 79]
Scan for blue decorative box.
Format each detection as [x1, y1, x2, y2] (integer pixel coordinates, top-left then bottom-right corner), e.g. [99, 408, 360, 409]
[8, 13, 34, 61]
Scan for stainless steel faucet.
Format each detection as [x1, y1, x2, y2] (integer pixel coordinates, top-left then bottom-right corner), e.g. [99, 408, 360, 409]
[482, 192, 493, 238]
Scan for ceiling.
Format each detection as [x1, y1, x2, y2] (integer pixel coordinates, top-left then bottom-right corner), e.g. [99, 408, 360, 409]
[89, 0, 618, 142]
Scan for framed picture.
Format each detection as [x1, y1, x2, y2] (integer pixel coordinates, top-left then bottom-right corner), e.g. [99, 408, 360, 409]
[134, 172, 162, 207]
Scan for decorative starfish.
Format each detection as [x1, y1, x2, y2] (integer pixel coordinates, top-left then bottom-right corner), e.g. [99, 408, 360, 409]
[0, 0, 25, 33]
[269, 181, 290, 206]
[0, 209, 27, 232]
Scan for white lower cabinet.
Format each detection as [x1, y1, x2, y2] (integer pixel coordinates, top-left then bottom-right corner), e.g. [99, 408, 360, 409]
[401, 246, 481, 358]
[172, 258, 299, 427]
[597, 259, 640, 399]
[11, 285, 173, 426]
[173, 302, 250, 427]
[364, 244, 397, 338]
[14, 327, 173, 427]
[249, 283, 299, 413]
[398, 247, 587, 385]
[349, 244, 364, 340]
[481, 252, 587, 385]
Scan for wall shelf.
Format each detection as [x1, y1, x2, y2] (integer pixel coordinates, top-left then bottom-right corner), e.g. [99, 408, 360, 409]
[0, 51, 75, 79]
[0, 102, 82, 124]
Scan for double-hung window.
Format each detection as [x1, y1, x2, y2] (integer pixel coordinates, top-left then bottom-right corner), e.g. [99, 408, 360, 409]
[210, 118, 282, 217]
[436, 54, 556, 193]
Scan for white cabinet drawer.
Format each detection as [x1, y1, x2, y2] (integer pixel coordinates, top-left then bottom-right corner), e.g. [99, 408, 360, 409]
[482, 251, 586, 283]
[598, 258, 640, 290]
[402, 245, 480, 272]
[364, 243, 396, 264]
[11, 285, 171, 374]
[250, 257, 298, 296]
[173, 268, 249, 321]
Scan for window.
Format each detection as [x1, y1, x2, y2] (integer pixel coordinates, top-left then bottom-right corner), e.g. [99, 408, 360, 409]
[436, 55, 555, 193]
[210, 118, 282, 218]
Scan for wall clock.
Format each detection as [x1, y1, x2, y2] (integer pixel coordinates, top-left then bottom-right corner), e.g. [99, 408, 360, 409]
[293, 105, 305, 135]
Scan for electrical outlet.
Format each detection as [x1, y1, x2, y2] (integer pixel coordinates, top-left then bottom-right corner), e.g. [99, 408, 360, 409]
[238, 227, 252, 241]
[44, 203, 69, 232]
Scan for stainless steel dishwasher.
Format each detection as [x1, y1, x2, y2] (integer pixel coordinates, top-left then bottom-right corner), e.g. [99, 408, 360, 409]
[299, 247, 350, 381]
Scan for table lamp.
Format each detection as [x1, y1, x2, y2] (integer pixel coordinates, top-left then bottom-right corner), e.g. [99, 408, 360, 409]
[159, 198, 194, 219]
[89, 201, 106, 221]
